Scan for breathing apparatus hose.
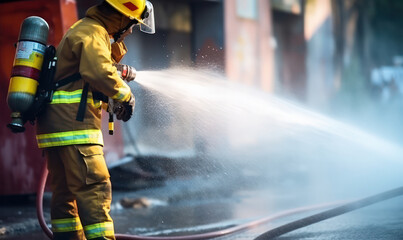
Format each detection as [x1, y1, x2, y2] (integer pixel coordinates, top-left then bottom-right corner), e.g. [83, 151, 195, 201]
[36, 160, 403, 239]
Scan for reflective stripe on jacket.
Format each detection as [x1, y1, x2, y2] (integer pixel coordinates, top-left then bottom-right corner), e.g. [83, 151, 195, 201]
[37, 129, 103, 148]
[36, 5, 131, 148]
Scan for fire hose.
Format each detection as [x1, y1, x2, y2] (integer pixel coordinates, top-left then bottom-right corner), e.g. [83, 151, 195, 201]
[36, 160, 403, 239]
[254, 186, 403, 239]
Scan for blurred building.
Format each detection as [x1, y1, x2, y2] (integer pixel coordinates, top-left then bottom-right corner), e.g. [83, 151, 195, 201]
[2, 0, 403, 195]
[0, 0, 333, 195]
[0, 0, 276, 195]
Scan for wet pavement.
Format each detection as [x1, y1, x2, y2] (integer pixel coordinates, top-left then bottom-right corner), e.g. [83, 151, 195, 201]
[1, 171, 403, 240]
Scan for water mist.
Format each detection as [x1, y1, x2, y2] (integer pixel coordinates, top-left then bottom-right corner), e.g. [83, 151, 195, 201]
[124, 68, 403, 205]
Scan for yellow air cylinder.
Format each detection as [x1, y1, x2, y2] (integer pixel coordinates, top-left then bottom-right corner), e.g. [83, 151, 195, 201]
[7, 16, 49, 133]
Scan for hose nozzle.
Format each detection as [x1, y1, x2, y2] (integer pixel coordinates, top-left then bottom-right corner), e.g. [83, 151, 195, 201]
[115, 63, 136, 82]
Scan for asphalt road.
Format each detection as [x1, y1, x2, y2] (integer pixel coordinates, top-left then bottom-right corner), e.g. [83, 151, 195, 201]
[2, 174, 403, 240]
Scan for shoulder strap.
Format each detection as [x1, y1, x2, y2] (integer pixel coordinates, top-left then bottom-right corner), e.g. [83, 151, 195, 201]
[93, 92, 108, 102]
[53, 73, 82, 89]
[53, 73, 106, 122]
[52, 73, 87, 122]
[76, 82, 89, 122]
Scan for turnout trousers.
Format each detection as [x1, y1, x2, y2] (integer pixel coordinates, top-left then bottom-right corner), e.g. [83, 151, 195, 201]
[45, 144, 115, 240]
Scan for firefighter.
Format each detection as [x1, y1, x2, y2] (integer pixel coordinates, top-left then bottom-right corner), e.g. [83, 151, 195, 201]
[35, 0, 155, 239]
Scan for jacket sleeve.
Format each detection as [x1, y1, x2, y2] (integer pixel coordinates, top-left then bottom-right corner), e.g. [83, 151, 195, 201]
[73, 33, 131, 102]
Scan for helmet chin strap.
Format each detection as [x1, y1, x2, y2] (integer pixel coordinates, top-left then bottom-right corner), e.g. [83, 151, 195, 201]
[113, 19, 138, 42]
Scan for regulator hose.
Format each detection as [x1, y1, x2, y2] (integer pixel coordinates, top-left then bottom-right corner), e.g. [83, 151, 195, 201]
[254, 186, 403, 240]
[36, 160, 346, 239]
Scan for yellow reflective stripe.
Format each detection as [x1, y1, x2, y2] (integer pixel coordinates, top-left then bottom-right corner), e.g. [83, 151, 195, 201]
[51, 217, 82, 232]
[36, 129, 103, 148]
[112, 86, 130, 102]
[84, 222, 114, 239]
[51, 90, 96, 105]
[93, 99, 101, 108]
[51, 89, 82, 104]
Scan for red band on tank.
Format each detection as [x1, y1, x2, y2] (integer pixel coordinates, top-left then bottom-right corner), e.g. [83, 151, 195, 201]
[11, 66, 40, 80]
[123, 2, 138, 11]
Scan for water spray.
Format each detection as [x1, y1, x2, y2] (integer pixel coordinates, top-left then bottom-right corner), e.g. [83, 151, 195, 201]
[35, 68, 403, 239]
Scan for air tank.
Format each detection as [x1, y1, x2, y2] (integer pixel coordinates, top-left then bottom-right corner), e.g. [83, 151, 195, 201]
[7, 16, 49, 133]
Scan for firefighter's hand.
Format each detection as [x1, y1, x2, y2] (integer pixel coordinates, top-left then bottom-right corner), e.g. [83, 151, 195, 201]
[114, 93, 135, 122]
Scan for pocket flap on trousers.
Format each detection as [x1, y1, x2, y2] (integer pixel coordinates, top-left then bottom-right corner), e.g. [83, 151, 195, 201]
[77, 144, 103, 157]
[76, 145, 109, 185]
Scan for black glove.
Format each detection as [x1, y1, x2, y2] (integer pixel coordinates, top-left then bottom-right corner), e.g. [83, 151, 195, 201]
[114, 93, 135, 122]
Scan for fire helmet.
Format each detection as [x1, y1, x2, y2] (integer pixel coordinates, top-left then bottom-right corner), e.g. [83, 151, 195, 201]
[106, 0, 155, 34]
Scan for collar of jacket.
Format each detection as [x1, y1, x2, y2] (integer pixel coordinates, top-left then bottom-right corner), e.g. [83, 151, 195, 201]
[85, 4, 132, 36]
